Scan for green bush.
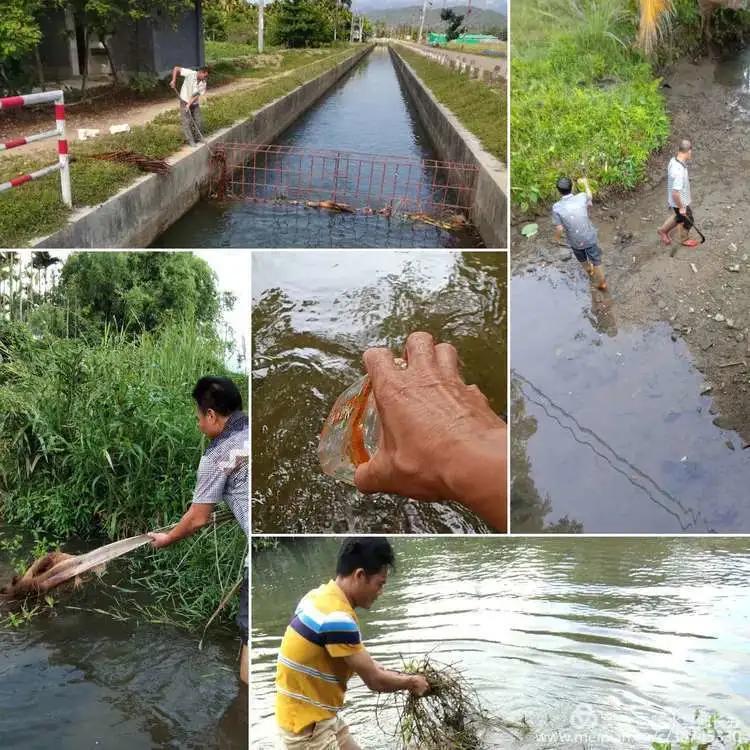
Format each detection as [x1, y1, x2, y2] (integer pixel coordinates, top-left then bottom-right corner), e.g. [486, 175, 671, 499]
[511, 19, 669, 212]
[128, 72, 161, 97]
[0, 322, 232, 537]
[0, 319, 248, 630]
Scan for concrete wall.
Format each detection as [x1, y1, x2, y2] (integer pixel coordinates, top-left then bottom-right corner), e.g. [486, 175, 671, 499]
[389, 44, 507, 249]
[109, 3, 203, 76]
[39, 10, 77, 79]
[33, 46, 372, 249]
[151, 1, 205, 75]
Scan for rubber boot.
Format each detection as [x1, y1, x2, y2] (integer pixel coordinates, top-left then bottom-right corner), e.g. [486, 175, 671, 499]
[592, 265, 608, 291]
[581, 261, 594, 279]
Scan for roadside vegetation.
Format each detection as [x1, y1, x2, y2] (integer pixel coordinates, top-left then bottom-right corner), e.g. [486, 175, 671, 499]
[0, 252, 247, 631]
[396, 46, 506, 162]
[511, 0, 750, 214]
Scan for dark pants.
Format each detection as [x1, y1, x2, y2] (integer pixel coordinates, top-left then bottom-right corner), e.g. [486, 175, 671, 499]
[236, 568, 248, 644]
[179, 100, 203, 145]
[572, 243, 602, 266]
[673, 205, 694, 228]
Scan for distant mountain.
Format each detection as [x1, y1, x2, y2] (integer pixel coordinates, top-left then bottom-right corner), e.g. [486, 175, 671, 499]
[364, 5, 506, 32]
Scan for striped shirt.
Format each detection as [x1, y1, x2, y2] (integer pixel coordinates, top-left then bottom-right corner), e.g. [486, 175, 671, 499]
[276, 580, 365, 733]
[192, 411, 249, 538]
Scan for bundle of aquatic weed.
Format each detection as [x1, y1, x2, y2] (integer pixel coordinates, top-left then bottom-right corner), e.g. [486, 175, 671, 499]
[377, 655, 529, 749]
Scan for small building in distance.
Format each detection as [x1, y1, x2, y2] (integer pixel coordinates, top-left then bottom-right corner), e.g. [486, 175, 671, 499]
[38, 1, 205, 85]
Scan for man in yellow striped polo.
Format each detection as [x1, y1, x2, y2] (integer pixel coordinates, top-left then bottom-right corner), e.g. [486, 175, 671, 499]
[276, 538, 429, 749]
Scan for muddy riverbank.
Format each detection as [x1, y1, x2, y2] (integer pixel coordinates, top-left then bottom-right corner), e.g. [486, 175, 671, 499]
[514, 51, 750, 444]
[512, 49, 750, 530]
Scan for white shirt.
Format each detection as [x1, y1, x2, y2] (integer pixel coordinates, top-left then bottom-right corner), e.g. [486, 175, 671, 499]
[179, 67, 207, 104]
[667, 156, 691, 208]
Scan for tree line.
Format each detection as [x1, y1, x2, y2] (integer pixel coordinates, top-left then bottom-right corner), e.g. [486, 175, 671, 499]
[1, 0, 364, 94]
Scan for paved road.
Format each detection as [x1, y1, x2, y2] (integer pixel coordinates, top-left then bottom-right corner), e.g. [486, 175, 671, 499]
[399, 40, 507, 79]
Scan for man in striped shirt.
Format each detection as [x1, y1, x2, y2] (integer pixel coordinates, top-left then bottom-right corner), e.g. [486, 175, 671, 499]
[276, 538, 429, 749]
[148, 376, 249, 684]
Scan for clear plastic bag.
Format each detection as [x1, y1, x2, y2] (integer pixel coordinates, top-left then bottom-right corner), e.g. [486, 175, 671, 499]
[318, 357, 406, 485]
[318, 375, 380, 485]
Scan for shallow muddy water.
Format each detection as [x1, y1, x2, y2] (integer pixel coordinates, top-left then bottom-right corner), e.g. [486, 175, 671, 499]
[250, 537, 750, 749]
[0, 529, 247, 750]
[511, 267, 750, 533]
[251, 250, 507, 534]
[156, 48, 480, 249]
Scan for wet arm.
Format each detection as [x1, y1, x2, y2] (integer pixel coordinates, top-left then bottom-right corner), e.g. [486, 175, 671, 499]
[342, 651, 423, 694]
[170, 66, 181, 89]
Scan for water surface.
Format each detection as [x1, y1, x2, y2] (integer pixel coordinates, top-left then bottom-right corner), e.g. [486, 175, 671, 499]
[511, 267, 750, 533]
[252, 250, 507, 534]
[0, 529, 247, 750]
[251, 537, 750, 749]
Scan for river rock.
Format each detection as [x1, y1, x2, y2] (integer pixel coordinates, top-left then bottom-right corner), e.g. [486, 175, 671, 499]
[714, 313, 725, 322]
[700, 383, 713, 395]
[726, 440, 735, 451]
[727, 264, 741, 272]
[713, 415, 735, 430]
[727, 319, 736, 329]
[557, 249, 572, 261]
[737, 332, 745, 343]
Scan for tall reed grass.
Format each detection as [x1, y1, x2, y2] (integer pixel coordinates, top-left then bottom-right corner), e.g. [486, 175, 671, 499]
[0, 319, 248, 631]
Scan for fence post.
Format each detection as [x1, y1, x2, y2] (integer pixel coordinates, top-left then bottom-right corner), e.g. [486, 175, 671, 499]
[333, 152, 341, 203]
[55, 92, 72, 208]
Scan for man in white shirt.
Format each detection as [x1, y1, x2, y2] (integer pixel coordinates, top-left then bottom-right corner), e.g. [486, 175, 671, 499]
[657, 139, 698, 248]
[170, 65, 209, 146]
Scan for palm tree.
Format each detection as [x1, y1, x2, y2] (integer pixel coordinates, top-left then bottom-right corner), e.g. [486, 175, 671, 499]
[637, 0, 746, 54]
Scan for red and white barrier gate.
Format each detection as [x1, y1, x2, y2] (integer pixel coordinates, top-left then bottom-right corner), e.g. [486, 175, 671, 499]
[0, 90, 72, 207]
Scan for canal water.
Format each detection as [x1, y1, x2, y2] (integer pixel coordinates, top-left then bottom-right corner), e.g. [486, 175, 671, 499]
[155, 47, 481, 249]
[251, 250, 507, 534]
[0, 529, 247, 750]
[250, 537, 750, 749]
[511, 267, 750, 533]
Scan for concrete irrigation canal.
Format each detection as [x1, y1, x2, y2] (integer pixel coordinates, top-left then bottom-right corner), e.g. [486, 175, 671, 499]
[34, 45, 506, 250]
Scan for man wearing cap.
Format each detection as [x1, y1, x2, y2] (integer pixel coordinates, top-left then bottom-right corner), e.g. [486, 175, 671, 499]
[552, 176, 608, 291]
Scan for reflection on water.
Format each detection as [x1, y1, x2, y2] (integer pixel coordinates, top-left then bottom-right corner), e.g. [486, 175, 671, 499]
[251, 537, 750, 749]
[511, 267, 750, 533]
[0, 531, 247, 750]
[251, 251, 507, 534]
[156, 48, 481, 249]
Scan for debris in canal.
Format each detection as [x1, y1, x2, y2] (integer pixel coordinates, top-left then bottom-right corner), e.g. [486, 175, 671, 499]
[377, 654, 529, 749]
[0, 532, 156, 598]
[1, 552, 89, 598]
[88, 150, 172, 174]
[305, 199, 356, 213]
